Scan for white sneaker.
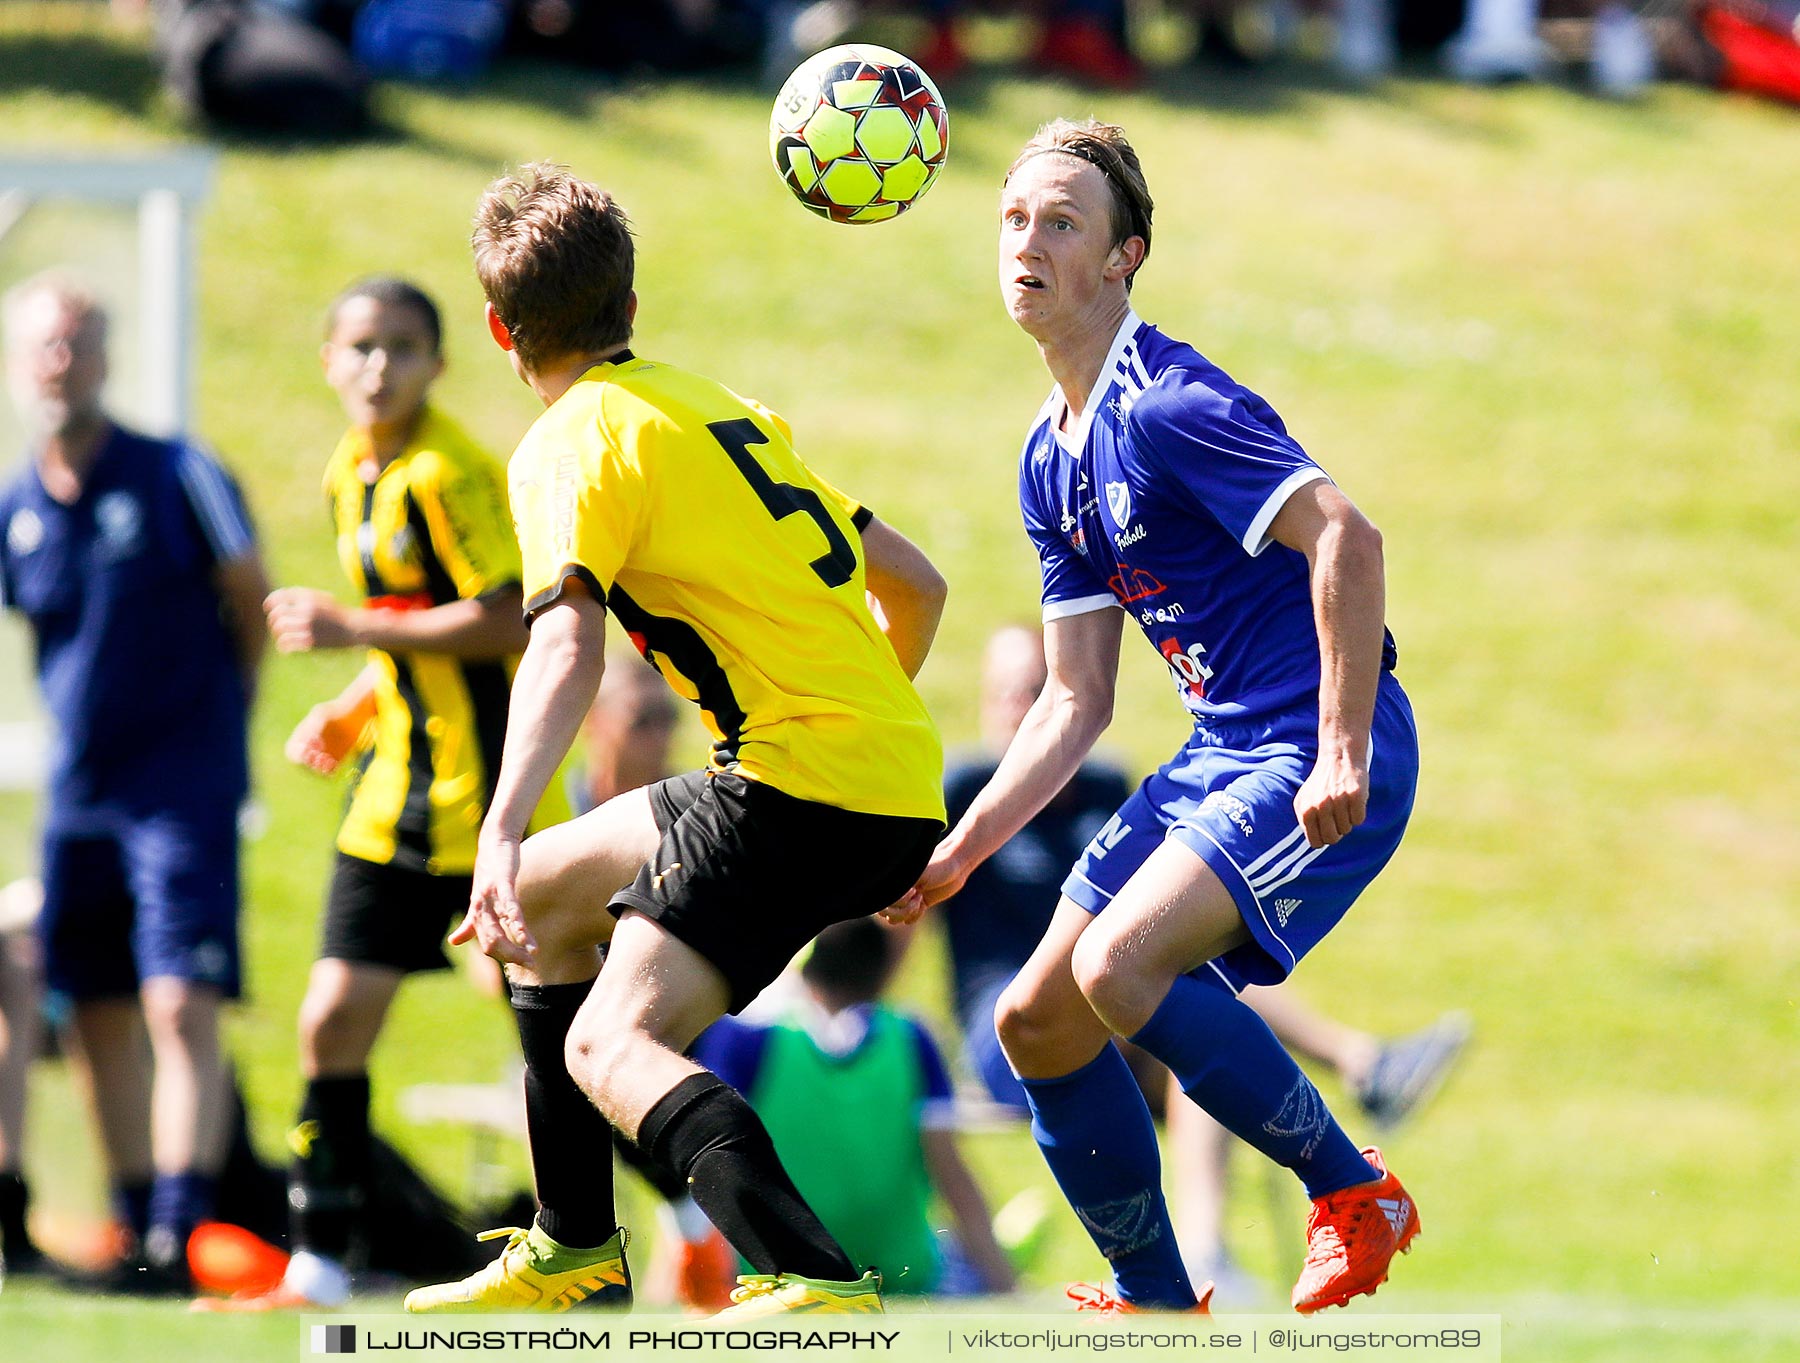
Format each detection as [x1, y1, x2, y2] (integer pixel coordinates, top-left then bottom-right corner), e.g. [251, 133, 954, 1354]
[1443, 0, 1547, 82]
[1337, 0, 1394, 83]
[1592, 3, 1655, 98]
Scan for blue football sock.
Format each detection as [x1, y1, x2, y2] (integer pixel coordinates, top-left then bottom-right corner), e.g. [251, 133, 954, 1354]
[1019, 1046, 1195, 1308]
[1130, 973, 1375, 1199]
[149, 1169, 217, 1242]
[113, 1179, 152, 1240]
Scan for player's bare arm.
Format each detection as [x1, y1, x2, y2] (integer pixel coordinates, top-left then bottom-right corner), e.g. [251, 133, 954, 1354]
[922, 1126, 1019, 1294]
[285, 664, 379, 777]
[1267, 479, 1386, 849]
[886, 606, 1123, 923]
[859, 515, 947, 680]
[454, 582, 608, 965]
[214, 550, 272, 697]
[263, 584, 528, 658]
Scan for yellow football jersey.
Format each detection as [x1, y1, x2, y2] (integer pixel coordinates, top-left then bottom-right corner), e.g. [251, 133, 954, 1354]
[509, 353, 944, 823]
[324, 406, 570, 874]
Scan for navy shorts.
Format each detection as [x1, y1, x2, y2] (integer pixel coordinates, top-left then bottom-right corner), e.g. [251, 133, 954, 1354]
[39, 806, 242, 1001]
[1064, 677, 1418, 992]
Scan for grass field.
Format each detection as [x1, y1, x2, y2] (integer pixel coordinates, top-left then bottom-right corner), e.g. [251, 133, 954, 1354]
[2, 4, 1797, 1360]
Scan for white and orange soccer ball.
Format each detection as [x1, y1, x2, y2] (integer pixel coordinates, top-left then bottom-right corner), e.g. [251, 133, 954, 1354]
[768, 44, 949, 225]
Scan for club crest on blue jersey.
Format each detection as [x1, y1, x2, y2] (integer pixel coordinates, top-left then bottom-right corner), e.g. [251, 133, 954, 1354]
[7, 507, 43, 556]
[1105, 480, 1132, 528]
[93, 491, 143, 561]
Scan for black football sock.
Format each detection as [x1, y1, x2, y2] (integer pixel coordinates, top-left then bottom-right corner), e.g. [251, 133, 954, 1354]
[0, 1170, 31, 1250]
[638, 1072, 856, 1282]
[290, 1073, 371, 1261]
[510, 978, 617, 1249]
[613, 1128, 691, 1205]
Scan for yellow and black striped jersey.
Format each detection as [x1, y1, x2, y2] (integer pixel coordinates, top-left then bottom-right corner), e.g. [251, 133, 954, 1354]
[324, 406, 568, 874]
[509, 353, 944, 823]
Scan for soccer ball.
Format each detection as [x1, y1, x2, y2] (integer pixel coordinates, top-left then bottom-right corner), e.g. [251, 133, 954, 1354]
[769, 44, 949, 225]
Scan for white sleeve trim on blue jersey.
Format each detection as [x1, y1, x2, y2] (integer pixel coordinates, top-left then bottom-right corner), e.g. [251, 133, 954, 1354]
[1242, 466, 1330, 557]
[176, 445, 255, 563]
[1042, 592, 1119, 622]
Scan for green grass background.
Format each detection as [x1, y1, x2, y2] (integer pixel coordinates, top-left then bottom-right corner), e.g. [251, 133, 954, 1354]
[1, 3, 1797, 1359]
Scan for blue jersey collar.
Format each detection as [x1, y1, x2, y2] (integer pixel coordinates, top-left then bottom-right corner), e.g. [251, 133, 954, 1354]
[1047, 310, 1143, 456]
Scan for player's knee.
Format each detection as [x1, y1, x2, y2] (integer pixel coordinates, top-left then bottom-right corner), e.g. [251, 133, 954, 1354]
[298, 989, 367, 1066]
[564, 1018, 631, 1100]
[1069, 930, 1116, 1003]
[995, 977, 1065, 1075]
[1070, 931, 1141, 1034]
[141, 981, 218, 1048]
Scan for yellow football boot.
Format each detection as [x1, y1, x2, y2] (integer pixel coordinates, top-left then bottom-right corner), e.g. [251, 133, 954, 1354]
[403, 1225, 631, 1313]
[708, 1269, 883, 1320]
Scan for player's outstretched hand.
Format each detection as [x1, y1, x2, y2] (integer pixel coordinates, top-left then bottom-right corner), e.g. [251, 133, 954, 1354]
[881, 839, 972, 925]
[1294, 749, 1369, 849]
[284, 701, 367, 776]
[265, 587, 354, 653]
[454, 831, 537, 965]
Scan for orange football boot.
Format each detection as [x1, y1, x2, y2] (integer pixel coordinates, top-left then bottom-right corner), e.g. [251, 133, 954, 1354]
[1291, 1146, 1419, 1314]
[1067, 1279, 1216, 1315]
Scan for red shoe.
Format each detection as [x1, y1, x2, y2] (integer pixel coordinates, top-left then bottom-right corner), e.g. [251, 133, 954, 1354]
[1291, 1147, 1419, 1314]
[676, 1229, 737, 1312]
[1031, 19, 1143, 91]
[917, 19, 970, 84]
[1067, 1279, 1215, 1315]
[187, 1220, 290, 1297]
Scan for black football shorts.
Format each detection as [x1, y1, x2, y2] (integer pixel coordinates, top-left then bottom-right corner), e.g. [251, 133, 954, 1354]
[610, 769, 942, 1013]
[320, 851, 473, 974]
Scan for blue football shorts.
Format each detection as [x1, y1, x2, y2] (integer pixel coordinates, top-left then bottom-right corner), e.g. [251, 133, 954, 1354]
[38, 804, 242, 1001]
[1063, 676, 1418, 993]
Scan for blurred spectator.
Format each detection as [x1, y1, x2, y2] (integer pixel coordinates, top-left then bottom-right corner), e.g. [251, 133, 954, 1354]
[1033, 0, 1143, 87]
[1444, 0, 1548, 80]
[199, 277, 544, 1311]
[1178, 0, 1473, 76]
[568, 656, 682, 817]
[158, 0, 369, 136]
[508, 0, 769, 73]
[350, 0, 510, 82]
[1588, 2, 1657, 95]
[1336, 0, 1397, 78]
[695, 0, 1146, 89]
[698, 916, 1017, 1296]
[941, 624, 1134, 1114]
[1690, 0, 1800, 105]
[0, 879, 46, 1277]
[0, 271, 268, 1292]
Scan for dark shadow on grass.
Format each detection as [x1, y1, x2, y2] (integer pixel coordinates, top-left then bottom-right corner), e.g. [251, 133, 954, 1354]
[0, 29, 162, 117]
[0, 22, 436, 153]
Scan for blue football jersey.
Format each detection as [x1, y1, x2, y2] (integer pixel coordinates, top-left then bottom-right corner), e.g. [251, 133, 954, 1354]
[1018, 313, 1397, 724]
[0, 424, 256, 813]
